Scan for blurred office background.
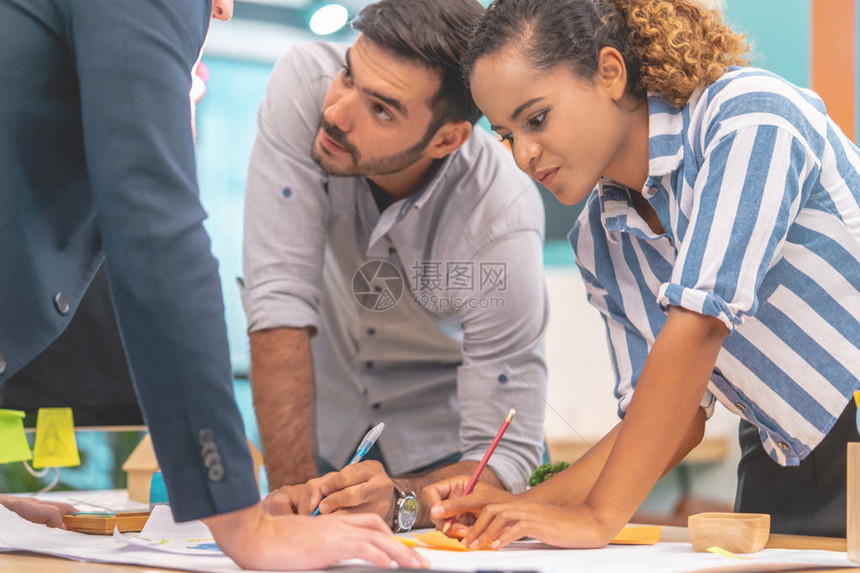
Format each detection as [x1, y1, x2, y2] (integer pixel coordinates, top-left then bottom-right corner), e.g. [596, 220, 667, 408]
[4, 0, 858, 522]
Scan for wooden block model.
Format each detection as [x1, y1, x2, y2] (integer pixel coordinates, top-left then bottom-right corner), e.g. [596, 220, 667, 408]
[688, 512, 770, 554]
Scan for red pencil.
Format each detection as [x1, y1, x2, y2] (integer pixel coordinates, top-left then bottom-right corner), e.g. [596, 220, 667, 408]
[442, 408, 516, 534]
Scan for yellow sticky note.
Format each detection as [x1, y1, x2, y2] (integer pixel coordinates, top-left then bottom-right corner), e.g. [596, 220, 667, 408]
[610, 525, 661, 545]
[32, 408, 80, 468]
[0, 409, 32, 464]
[413, 530, 489, 551]
[393, 536, 418, 547]
[707, 546, 752, 560]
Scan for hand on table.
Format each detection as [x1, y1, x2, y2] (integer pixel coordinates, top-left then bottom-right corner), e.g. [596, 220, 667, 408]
[0, 495, 77, 529]
[425, 476, 515, 538]
[460, 501, 618, 550]
[206, 502, 428, 570]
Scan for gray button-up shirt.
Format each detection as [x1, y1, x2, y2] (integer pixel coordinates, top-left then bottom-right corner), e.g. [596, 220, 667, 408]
[241, 43, 548, 492]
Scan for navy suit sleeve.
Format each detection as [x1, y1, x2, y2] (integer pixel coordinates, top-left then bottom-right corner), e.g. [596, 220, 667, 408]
[67, 0, 259, 520]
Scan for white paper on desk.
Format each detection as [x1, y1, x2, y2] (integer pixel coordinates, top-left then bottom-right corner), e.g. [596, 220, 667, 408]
[410, 536, 858, 573]
[0, 504, 241, 571]
[113, 504, 224, 556]
[0, 507, 855, 573]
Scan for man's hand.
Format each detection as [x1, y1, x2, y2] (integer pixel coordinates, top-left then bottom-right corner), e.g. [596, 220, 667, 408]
[0, 495, 77, 529]
[460, 501, 615, 550]
[263, 476, 330, 515]
[205, 502, 428, 571]
[424, 476, 515, 538]
[313, 461, 394, 518]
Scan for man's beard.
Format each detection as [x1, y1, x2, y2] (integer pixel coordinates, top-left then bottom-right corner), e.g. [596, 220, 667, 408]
[311, 115, 434, 177]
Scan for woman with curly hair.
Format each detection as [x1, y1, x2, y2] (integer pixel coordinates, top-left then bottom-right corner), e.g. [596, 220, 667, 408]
[427, 0, 860, 548]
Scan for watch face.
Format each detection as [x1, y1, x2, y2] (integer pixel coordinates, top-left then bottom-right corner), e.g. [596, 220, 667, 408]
[397, 495, 418, 531]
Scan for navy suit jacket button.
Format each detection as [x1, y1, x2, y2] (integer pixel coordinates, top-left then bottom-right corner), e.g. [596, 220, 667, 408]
[53, 292, 70, 315]
[208, 463, 225, 481]
[198, 428, 225, 481]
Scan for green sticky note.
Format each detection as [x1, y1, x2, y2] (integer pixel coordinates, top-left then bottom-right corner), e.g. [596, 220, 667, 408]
[0, 409, 32, 464]
[32, 408, 80, 469]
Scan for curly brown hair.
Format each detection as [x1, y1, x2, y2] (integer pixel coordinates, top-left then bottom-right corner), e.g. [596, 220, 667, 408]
[463, 0, 751, 108]
[608, 0, 749, 107]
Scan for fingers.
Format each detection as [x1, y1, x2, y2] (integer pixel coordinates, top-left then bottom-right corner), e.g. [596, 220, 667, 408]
[323, 514, 427, 569]
[317, 462, 392, 516]
[264, 482, 327, 516]
[325, 512, 391, 535]
[429, 491, 483, 522]
[462, 503, 527, 549]
[492, 520, 534, 549]
[319, 481, 384, 515]
[297, 481, 324, 515]
[318, 460, 383, 497]
[359, 529, 428, 569]
[263, 489, 297, 515]
[446, 522, 470, 539]
[3, 497, 69, 528]
[337, 535, 426, 569]
[42, 500, 78, 516]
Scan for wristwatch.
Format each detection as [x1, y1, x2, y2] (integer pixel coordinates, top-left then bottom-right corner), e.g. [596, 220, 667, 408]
[390, 481, 418, 533]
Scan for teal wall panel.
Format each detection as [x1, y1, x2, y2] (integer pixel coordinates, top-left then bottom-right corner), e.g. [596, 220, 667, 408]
[196, 57, 274, 373]
[722, 0, 812, 88]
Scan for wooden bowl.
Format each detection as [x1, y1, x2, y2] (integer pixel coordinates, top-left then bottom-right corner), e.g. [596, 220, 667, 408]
[688, 512, 770, 554]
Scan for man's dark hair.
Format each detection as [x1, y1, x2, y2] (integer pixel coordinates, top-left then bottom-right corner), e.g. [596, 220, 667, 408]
[353, 0, 484, 139]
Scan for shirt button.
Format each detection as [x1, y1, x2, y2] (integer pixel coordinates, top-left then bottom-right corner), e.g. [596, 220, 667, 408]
[367, 328, 376, 336]
[365, 361, 374, 369]
[53, 292, 70, 315]
[498, 374, 508, 384]
[778, 441, 790, 451]
[0, 353, 5, 376]
[735, 401, 747, 412]
[282, 187, 292, 198]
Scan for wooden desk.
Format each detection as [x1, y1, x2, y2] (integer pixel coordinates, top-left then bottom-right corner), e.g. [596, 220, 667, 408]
[0, 528, 853, 572]
[0, 554, 170, 572]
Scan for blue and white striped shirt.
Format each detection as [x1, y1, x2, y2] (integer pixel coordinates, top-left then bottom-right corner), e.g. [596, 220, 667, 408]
[570, 67, 860, 466]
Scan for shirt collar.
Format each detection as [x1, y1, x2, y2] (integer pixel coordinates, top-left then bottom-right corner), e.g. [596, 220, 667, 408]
[596, 92, 701, 239]
[390, 144, 461, 223]
[644, 92, 689, 178]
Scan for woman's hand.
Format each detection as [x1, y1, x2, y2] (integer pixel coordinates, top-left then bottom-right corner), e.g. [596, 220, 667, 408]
[461, 501, 619, 550]
[424, 476, 516, 538]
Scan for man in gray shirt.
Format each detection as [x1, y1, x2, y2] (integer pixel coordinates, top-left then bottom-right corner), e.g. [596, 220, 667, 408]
[241, 0, 548, 530]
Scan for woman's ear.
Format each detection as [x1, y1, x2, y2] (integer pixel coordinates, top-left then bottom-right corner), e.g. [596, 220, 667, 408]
[426, 121, 473, 159]
[596, 46, 628, 102]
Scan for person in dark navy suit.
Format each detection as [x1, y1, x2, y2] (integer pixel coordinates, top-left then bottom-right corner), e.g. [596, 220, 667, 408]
[0, 0, 424, 569]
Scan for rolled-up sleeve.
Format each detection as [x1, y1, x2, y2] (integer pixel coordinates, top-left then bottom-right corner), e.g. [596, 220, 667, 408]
[455, 230, 548, 493]
[241, 47, 331, 334]
[579, 266, 717, 420]
[656, 125, 816, 331]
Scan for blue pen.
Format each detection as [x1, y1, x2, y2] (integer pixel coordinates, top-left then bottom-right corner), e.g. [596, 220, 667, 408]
[311, 422, 385, 516]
